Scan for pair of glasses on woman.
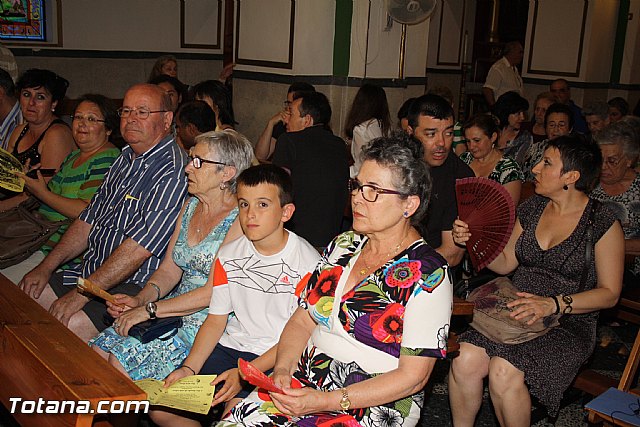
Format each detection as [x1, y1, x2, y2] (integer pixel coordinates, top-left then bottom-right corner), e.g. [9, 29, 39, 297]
[70, 114, 105, 124]
[348, 179, 405, 203]
[188, 155, 227, 169]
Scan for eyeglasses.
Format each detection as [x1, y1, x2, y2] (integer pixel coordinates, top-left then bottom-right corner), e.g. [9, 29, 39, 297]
[117, 107, 167, 119]
[188, 155, 227, 169]
[348, 179, 405, 203]
[70, 114, 105, 124]
[603, 156, 625, 168]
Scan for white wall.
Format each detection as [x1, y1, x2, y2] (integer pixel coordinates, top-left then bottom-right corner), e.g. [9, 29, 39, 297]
[60, 0, 222, 54]
[349, 0, 430, 79]
[620, 0, 640, 84]
[234, 0, 335, 76]
[11, 0, 225, 98]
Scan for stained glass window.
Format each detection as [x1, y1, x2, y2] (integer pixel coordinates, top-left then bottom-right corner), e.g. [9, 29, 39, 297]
[0, 0, 45, 41]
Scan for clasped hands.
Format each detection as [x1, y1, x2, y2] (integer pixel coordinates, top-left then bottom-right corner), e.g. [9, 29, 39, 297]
[106, 294, 146, 336]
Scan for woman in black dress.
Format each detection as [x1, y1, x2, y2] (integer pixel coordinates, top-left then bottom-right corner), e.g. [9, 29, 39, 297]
[449, 135, 625, 426]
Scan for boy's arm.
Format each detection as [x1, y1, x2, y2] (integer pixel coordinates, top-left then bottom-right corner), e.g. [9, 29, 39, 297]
[247, 344, 278, 373]
[163, 313, 227, 387]
[210, 344, 280, 406]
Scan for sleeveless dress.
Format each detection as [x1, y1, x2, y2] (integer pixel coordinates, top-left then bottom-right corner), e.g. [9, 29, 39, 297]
[461, 195, 617, 415]
[89, 197, 238, 380]
[219, 231, 452, 427]
[12, 119, 67, 166]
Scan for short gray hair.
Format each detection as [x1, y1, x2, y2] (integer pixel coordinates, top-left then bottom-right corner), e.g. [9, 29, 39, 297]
[583, 102, 609, 120]
[194, 129, 254, 193]
[361, 131, 431, 230]
[596, 121, 639, 167]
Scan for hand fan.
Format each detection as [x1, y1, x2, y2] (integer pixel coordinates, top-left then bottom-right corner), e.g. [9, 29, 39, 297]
[238, 358, 284, 394]
[455, 177, 515, 271]
[77, 277, 124, 307]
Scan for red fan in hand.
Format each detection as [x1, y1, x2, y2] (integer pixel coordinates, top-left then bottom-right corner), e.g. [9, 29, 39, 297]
[238, 358, 284, 394]
[455, 177, 515, 271]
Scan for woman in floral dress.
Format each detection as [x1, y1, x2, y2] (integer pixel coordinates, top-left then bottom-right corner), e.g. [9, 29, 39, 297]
[90, 130, 253, 380]
[218, 134, 452, 426]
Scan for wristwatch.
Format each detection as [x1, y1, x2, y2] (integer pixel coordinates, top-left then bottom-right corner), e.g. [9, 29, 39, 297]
[339, 388, 351, 411]
[146, 302, 157, 319]
[562, 295, 573, 314]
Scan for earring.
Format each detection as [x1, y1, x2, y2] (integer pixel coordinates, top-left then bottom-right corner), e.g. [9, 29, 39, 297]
[403, 211, 409, 218]
[220, 182, 227, 190]
[563, 184, 568, 191]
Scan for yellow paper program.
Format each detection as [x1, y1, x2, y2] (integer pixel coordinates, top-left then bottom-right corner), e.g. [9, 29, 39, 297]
[135, 375, 217, 414]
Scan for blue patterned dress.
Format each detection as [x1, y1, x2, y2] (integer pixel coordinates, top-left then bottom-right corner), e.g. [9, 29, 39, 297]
[218, 231, 452, 427]
[89, 197, 238, 380]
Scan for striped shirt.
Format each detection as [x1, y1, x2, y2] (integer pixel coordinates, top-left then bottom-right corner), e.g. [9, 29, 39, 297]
[39, 147, 121, 255]
[0, 101, 22, 150]
[63, 135, 188, 287]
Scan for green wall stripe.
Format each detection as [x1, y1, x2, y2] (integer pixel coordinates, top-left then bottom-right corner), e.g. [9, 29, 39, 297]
[611, 0, 630, 83]
[333, 0, 353, 77]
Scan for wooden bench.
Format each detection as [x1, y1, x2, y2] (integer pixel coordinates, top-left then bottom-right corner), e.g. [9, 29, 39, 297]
[448, 296, 474, 356]
[0, 273, 145, 427]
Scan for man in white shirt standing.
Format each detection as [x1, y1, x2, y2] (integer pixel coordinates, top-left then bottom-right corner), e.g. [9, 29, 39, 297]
[0, 68, 22, 150]
[482, 41, 524, 107]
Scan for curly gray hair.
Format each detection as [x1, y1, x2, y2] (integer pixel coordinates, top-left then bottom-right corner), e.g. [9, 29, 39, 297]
[360, 131, 431, 228]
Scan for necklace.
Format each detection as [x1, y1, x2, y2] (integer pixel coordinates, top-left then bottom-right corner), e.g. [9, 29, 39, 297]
[359, 233, 409, 276]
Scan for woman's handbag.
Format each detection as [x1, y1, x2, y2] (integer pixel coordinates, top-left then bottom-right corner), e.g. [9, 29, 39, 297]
[466, 200, 600, 345]
[467, 277, 561, 344]
[128, 317, 183, 344]
[0, 198, 70, 269]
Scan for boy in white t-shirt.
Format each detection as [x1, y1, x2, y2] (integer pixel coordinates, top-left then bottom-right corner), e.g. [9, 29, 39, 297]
[150, 164, 320, 427]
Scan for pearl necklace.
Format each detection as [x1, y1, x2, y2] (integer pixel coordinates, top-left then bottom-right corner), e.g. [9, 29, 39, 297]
[359, 234, 408, 276]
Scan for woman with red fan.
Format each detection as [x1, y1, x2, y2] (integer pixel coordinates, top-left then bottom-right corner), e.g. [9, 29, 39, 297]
[449, 135, 624, 426]
[460, 114, 524, 204]
[217, 133, 452, 427]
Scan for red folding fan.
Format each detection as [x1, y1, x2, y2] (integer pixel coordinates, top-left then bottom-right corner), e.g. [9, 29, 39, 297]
[238, 358, 284, 394]
[455, 177, 516, 271]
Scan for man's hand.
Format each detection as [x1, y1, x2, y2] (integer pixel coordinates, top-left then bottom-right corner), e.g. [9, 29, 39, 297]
[269, 109, 289, 127]
[19, 266, 53, 299]
[49, 290, 89, 326]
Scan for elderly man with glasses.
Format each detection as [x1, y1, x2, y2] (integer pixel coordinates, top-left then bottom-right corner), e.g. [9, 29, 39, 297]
[19, 84, 188, 342]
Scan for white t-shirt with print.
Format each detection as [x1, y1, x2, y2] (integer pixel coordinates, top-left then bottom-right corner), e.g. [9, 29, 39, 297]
[209, 231, 321, 355]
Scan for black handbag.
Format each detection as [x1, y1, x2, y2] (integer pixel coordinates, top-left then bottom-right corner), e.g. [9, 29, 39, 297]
[0, 197, 70, 268]
[128, 317, 183, 344]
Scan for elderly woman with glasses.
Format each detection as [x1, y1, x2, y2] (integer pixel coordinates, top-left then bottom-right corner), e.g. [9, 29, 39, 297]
[0, 94, 120, 283]
[591, 121, 640, 286]
[90, 129, 253, 381]
[217, 133, 452, 427]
